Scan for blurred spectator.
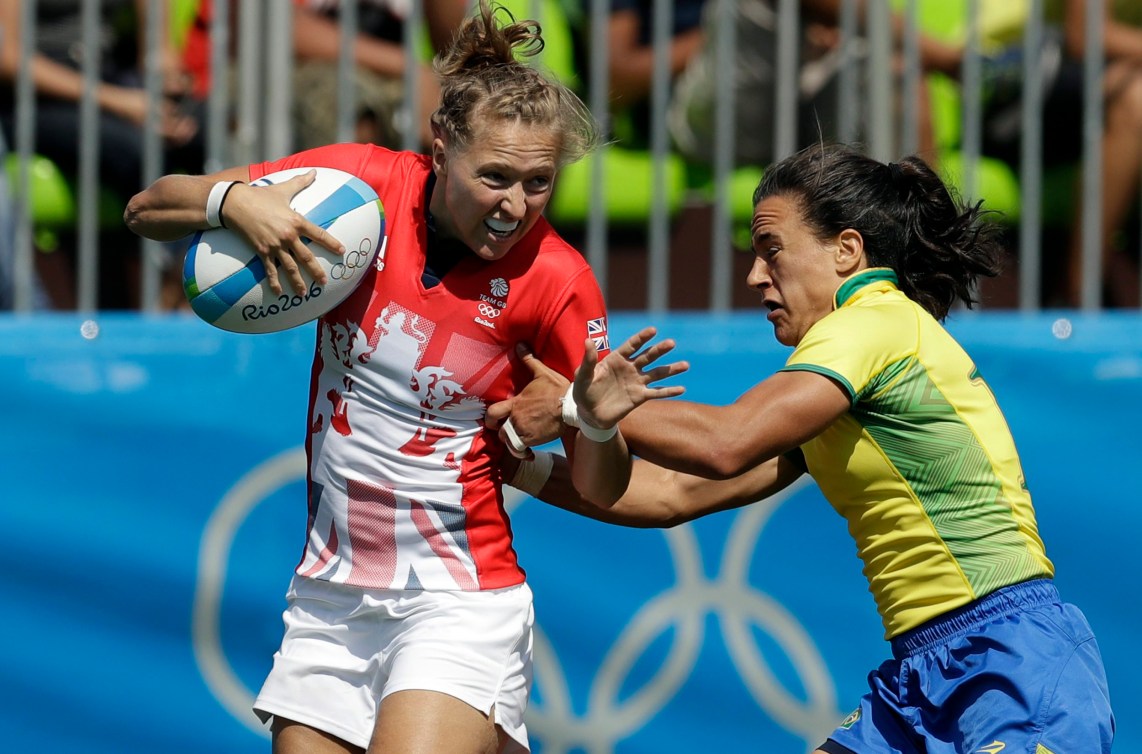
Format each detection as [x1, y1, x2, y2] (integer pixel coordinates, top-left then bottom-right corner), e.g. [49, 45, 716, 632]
[291, 0, 469, 153]
[562, 0, 705, 147]
[179, 0, 228, 103]
[0, 0, 206, 309]
[982, 0, 1142, 307]
[668, 0, 963, 169]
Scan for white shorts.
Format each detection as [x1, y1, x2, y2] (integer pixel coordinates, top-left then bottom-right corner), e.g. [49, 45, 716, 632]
[253, 574, 535, 752]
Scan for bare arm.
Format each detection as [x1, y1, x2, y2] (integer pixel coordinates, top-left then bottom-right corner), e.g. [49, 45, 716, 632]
[123, 167, 249, 240]
[618, 369, 850, 480]
[553, 327, 688, 507]
[606, 9, 703, 104]
[0, 0, 198, 143]
[799, 0, 963, 77]
[124, 167, 345, 296]
[0, 0, 139, 116]
[1064, 0, 1142, 65]
[516, 448, 806, 528]
[487, 341, 849, 481]
[425, 1, 471, 52]
[293, 6, 406, 76]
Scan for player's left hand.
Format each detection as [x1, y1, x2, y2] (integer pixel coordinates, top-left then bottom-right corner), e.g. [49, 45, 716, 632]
[574, 326, 688, 430]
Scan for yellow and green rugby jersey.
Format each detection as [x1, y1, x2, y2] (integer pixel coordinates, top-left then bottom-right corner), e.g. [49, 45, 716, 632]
[782, 269, 1053, 639]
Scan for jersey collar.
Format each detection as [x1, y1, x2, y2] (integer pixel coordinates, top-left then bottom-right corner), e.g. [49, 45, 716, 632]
[833, 267, 899, 309]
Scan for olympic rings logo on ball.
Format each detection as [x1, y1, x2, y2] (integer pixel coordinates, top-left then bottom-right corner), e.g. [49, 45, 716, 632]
[477, 303, 501, 318]
[330, 240, 373, 281]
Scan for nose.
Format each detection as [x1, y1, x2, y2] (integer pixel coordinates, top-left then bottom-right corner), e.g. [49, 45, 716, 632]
[501, 183, 526, 218]
[746, 256, 771, 290]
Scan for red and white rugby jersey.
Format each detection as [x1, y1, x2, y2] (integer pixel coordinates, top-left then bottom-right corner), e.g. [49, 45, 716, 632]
[250, 144, 610, 591]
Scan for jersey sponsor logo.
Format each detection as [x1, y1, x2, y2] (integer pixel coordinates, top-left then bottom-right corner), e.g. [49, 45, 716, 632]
[587, 316, 609, 351]
[977, 743, 1006, 754]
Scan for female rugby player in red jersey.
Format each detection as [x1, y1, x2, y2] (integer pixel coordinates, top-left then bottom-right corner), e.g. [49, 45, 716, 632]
[125, 2, 685, 751]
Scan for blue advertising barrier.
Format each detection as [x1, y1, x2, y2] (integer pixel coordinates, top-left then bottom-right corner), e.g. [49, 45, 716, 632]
[1, 311, 1139, 753]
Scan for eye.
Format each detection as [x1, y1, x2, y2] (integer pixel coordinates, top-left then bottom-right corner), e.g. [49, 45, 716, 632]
[526, 175, 552, 192]
[752, 240, 779, 260]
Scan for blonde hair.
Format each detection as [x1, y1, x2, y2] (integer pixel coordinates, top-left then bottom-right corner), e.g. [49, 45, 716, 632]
[430, 0, 600, 167]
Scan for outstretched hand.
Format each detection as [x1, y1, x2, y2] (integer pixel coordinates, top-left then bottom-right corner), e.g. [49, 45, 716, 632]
[224, 170, 346, 296]
[574, 326, 688, 430]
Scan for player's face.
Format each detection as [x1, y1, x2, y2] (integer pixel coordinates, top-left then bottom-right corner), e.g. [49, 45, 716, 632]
[431, 119, 560, 261]
[747, 194, 848, 346]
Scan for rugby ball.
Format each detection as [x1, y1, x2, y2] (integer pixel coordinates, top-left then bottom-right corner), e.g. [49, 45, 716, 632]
[183, 166, 385, 333]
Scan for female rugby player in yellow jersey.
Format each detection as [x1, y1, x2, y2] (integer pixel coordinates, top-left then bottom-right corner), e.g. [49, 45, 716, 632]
[491, 143, 1115, 753]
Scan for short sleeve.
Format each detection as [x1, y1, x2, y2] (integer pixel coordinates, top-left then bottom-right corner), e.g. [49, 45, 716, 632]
[780, 304, 919, 403]
[530, 265, 610, 380]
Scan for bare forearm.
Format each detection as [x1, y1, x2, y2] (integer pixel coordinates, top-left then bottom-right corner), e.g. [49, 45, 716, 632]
[1060, 1, 1142, 62]
[619, 371, 849, 480]
[799, 0, 961, 76]
[609, 35, 702, 101]
[532, 453, 804, 528]
[619, 399, 750, 479]
[124, 167, 249, 241]
[426, 1, 470, 52]
[570, 431, 632, 507]
[1100, 22, 1142, 64]
[294, 11, 405, 76]
[17, 55, 131, 111]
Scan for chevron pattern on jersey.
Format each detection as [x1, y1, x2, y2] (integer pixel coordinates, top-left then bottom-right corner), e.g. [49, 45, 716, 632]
[852, 357, 1044, 597]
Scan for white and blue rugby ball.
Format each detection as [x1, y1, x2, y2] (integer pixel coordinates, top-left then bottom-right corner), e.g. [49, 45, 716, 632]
[183, 166, 385, 334]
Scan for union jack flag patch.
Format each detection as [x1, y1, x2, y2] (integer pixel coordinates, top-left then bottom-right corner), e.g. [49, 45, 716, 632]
[587, 316, 610, 352]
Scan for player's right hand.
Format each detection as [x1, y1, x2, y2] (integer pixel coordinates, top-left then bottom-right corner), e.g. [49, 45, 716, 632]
[223, 170, 346, 297]
[486, 343, 570, 448]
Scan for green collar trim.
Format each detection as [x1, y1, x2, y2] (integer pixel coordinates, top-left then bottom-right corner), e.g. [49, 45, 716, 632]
[834, 268, 898, 309]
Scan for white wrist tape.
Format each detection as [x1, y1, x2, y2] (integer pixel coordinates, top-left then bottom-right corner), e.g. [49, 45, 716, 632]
[560, 384, 581, 428]
[577, 417, 618, 443]
[510, 450, 554, 496]
[502, 418, 530, 459]
[205, 180, 238, 228]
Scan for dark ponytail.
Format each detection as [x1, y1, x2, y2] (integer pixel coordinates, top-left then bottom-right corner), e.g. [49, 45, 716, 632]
[754, 143, 1004, 320]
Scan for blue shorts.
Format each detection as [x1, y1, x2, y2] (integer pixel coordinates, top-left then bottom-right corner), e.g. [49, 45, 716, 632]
[821, 579, 1114, 754]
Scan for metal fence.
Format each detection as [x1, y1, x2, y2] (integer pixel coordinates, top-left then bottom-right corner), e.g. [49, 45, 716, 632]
[3, 0, 1138, 312]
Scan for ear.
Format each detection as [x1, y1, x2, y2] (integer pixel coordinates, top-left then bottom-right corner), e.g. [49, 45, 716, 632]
[835, 228, 865, 275]
[431, 137, 448, 177]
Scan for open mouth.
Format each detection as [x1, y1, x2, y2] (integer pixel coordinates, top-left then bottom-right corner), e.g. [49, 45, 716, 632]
[485, 217, 519, 241]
